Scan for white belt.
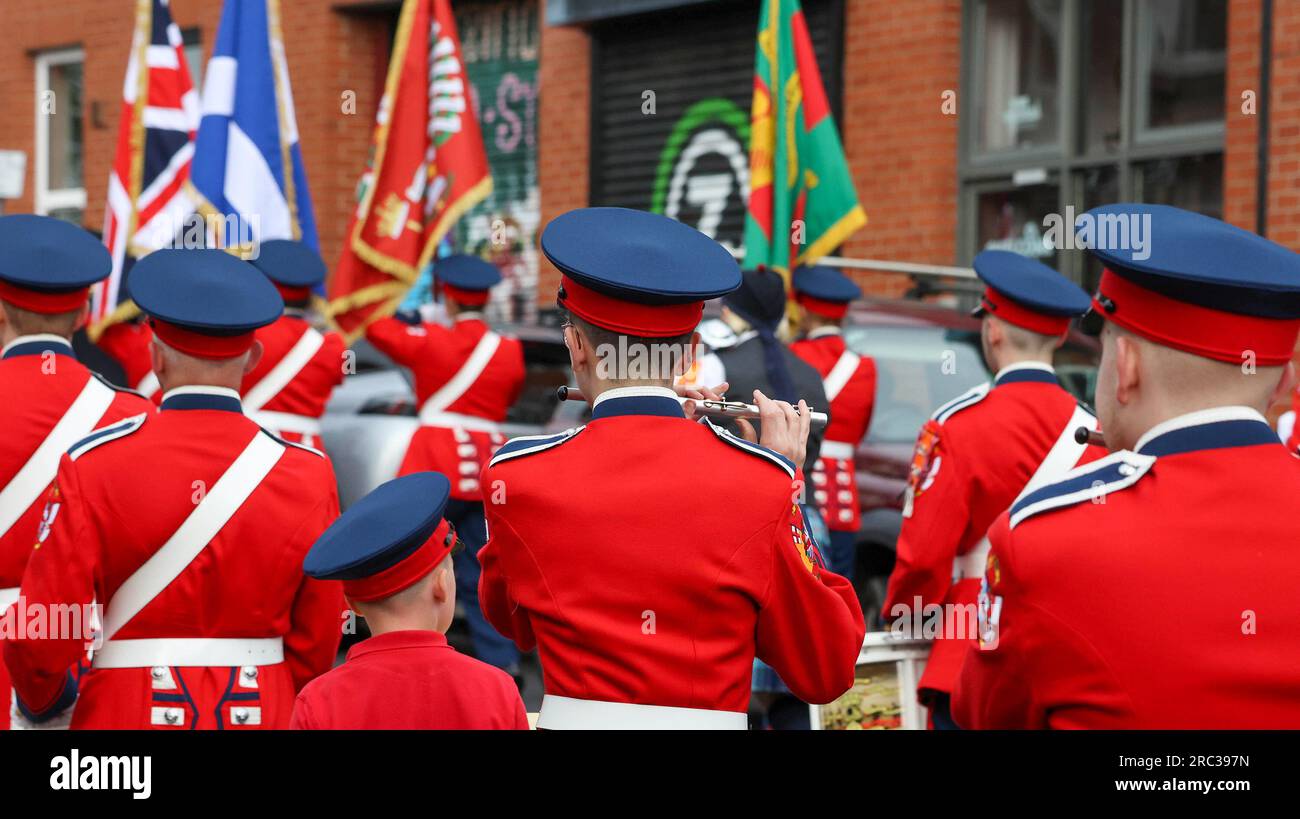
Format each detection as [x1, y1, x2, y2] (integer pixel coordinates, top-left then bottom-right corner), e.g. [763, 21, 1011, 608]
[418, 410, 502, 434]
[953, 536, 992, 581]
[0, 587, 18, 611]
[250, 410, 322, 436]
[91, 637, 284, 669]
[819, 440, 856, 460]
[537, 695, 747, 730]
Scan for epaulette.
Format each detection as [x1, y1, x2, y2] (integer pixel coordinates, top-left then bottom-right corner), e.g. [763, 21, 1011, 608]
[1009, 450, 1155, 529]
[259, 428, 326, 458]
[489, 426, 585, 467]
[702, 418, 796, 479]
[90, 371, 147, 400]
[931, 383, 991, 423]
[68, 413, 149, 461]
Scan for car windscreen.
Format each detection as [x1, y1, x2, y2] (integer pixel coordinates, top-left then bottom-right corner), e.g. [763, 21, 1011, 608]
[842, 324, 990, 444]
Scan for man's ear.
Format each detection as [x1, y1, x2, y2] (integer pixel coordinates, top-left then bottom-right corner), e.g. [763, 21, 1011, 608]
[149, 339, 166, 378]
[985, 316, 1003, 348]
[1113, 333, 1141, 406]
[564, 324, 588, 371]
[674, 331, 702, 378]
[431, 562, 452, 604]
[242, 339, 264, 374]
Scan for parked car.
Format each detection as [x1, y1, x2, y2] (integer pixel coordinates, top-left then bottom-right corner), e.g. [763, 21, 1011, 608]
[320, 302, 1100, 627]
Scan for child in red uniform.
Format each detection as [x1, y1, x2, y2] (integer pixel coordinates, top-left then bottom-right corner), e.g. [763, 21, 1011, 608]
[291, 472, 527, 730]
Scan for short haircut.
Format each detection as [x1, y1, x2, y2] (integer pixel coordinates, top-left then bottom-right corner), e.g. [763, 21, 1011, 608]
[568, 313, 696, 382]
[0, 299, 82, 338]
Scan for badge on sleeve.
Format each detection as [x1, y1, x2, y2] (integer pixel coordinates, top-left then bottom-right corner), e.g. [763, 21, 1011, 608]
[791, 503, 825, 577]
[902, 420, 942, 519]
[33, 486, 62, 549]
[977, 555, 1002, 650]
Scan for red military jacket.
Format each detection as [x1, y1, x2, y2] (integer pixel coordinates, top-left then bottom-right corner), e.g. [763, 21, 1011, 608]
[3, 385, 344, 730]
[478, 387, 866, 719]
[790, 326, 877, 532]
[290, 630, 528, 730]
[367, 314, 525, 500]
[0, 334, 156, 729]
[955, 407, 1300, 729]
[883, 363, 1104, 699]
[239, 312, 347, 450]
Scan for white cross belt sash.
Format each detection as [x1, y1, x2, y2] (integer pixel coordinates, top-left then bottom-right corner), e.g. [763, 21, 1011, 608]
[242, 327, 326, 414]
[96, 432, 286, 661]
[822, 349, 862, 403]
[418, 331, 501, 423]
[0, 376, 116, 540]
[952, 405, 1097, 581]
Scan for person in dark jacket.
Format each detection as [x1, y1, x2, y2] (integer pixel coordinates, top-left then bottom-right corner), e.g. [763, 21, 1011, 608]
[708, 267, 831, 467]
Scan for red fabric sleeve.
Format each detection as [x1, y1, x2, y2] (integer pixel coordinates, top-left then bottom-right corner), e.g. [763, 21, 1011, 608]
[951, 513, 1127, 729]
[884, 420, 971, 621]
[288, 691, 319, 730]
[476, 489, 537, 653]
[754, 491, 866, 704]
[283, 490, 345, 692]
[3, 457, 98, 717]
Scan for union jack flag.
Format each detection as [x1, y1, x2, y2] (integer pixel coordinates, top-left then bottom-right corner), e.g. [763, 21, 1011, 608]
[92, 0, 199, 332]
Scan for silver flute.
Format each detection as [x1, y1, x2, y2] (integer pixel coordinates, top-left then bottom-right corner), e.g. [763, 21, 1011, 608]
[557, 386, 828, 427]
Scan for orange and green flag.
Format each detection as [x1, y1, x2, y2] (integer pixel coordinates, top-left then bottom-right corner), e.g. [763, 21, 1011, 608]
[744, 0, 865, 283]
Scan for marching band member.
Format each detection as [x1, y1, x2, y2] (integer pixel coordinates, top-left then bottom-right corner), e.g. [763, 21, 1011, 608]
[4, 249, 343, 730]
[292, 472, 527, 730]
[478, 207, 865, 729]
[790, 264, 876, 580]
[883, 249, 1100, 729]
[0, 215, 156, 730]
[365, 254, 525, 675]
[955, 205, 1300, 729]
[243, 240, 347, 451]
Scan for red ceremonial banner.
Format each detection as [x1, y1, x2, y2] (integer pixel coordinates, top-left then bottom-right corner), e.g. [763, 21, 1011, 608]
[328, 0, 492, 341]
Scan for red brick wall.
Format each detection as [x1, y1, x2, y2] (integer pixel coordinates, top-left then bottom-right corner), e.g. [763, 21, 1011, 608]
[1262, 0, 1300, 250]
[840, 0, 962, 298]
[0, 0, 388, 270]
[1224, 0, 1261, 233]
[535, 1, 590, 302]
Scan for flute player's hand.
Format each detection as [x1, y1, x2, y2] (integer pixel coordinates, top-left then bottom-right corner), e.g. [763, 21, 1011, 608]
[737, 390, 810, 472]
[677, 381, 728, 421]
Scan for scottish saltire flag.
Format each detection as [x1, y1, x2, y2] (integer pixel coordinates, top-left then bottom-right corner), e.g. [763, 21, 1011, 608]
[189, 0, 317, 257]
[92, 0, 199, 332]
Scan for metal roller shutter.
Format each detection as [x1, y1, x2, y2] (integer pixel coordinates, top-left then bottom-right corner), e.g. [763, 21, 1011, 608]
[590, 0, 844, 256]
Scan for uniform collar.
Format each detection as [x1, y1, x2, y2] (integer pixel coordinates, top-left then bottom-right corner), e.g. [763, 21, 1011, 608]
[994, 361, 1058, 386]
[346, 629, 450, 662]
[160, 385, 244, 413]
[1135, 406, 1280, 457]
[454, 311, 486, 323]
[590, 385, 686, 420]
[1, 333, 76, 360]
[807, 325, 841, 339]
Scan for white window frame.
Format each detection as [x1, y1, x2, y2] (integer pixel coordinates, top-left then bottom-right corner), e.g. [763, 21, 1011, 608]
[34, 47, 87, 216]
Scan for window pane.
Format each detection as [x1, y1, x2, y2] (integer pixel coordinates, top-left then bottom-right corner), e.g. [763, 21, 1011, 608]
[1082, 0, 1123, 154]
[973, 0, 1062, 155]
[46, 60, 84, 191]
[1136, 0, 1226, 134]
[1136, 153, 1223, 218]
[1078, 165, 1120, 292]
[976, 183, 1059, 265]
[46, 207, 85, 226]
